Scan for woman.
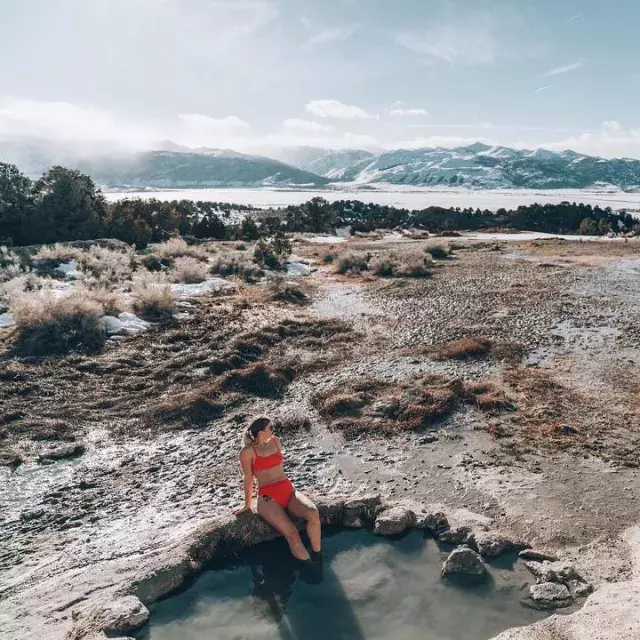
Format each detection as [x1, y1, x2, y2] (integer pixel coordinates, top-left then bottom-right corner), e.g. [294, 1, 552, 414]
[237, 417, 321, 561]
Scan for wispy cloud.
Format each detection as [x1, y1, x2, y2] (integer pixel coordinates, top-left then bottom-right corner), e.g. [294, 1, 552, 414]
[396, 15, 499, 66]
[568, 13, 583, 21]
[282, 118, 331, 132]
[303, 25, 357, 49]
[389, 107, 429, 117]
[534, 85, 552, 93]
[306, 99, 375, 119]
[540, 60, 583, 78]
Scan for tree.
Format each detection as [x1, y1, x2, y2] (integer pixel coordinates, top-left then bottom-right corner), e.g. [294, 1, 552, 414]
[239, 217, 260, 241]
[32, 166, 107, 243]
[298, 197, 336, 233]
[0, 163, 33, 245]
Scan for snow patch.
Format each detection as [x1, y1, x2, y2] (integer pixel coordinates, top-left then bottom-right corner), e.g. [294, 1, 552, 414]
[0, 312, 15, 329]
[55, 260, 80, 279]
[100, 312, 152, 335]
[170, 277, 234, 297]
[305, 235, 346, 244]
[286, 261, 312, 276]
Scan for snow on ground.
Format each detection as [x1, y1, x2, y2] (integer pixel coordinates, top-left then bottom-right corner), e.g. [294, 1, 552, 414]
[100, 313, 152, 336]
[285, 260, 312, 276]
[0, 312, 14, 329]
[170, 277, 234, 297]
[104, 186, 640, 213]
[304, 235, 346, 244]
[55, 260, 80, 278]
[462, 232, 636, 242]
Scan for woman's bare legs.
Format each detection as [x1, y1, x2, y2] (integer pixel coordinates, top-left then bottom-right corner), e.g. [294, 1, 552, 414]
[257, 495, 311, 561]
[287, 492, 321, 553]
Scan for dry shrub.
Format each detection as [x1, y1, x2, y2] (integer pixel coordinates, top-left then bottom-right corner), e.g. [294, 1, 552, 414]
[10, 290, 106, 356]
[319, 249, 340, 264]
[0, 246, 26, 283]
[433, 337, 493, 360]
[0, 274, 51, 304]
[266, 278, 310, 304]
[336, 252, 370, 275]
[426, 245, 450, 260]
[131, 272, 174, 321]
[221, 363, 293, 398]
[32, 243, 82, 264]
[89, 287, 125, 316]
[370, 251, 432, 278]
[77, 245, 134, 285]
[152, 238, 207, 262]
[211, 253, 264, 283]
[170, 256, 209, 284]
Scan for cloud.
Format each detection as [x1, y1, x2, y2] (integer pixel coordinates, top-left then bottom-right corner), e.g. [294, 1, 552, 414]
[389, 108, 429, 117]
[306, 99, 375, 119]
[395, 12, 499, 65]
[342, 132, 380, 147]
[177, 113, 253, 146]
[568, 13, 583, 21]
[397, 135, 495, 149]
[542, 121, 640, 159]
[534, 85, 552, 93]
[540, 60, 583, 78]
[302, 26, 357, 49]
[282, 118, 331, 132]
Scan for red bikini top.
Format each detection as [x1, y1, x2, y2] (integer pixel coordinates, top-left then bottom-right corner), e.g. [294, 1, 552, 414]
[251, 443, 283, 472]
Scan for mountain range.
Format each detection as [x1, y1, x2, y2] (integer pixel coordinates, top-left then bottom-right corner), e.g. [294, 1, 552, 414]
[1, 137, 639, 190]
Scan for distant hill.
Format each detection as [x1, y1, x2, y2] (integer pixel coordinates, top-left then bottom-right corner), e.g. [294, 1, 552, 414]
[74, 150, 329, 188]
[1, 137, 639, 190]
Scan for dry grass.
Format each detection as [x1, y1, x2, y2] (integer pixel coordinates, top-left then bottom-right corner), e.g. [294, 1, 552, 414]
[151, 238, 208, 262]
[265, 277, 310, 304]
[0, 246, 26, 283]
[432, 337, 494, 360]
[169, 256, 209, 284]
[425, 245, 450, 260]
[370, 251, 433, 278]
[76, 245, 135, 285]
[335, 252, 370, 275]
[88, 287, 125, 316]
[10, 290, 106, 356]
[152, 383, 224, 428]
[32, 243, 82, 264]
[131, 272, 174, 321]
[221, 362, 293, 398]
[210, 253, 264, 283]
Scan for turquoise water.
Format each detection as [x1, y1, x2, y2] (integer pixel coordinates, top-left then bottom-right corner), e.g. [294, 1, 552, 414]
[146, 530, 552, 640]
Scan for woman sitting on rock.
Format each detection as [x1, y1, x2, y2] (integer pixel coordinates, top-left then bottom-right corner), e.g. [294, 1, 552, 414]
[237, 416, 321, 561]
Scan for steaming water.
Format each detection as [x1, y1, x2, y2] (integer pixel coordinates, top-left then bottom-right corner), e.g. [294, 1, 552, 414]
[104, 186, 640, 213]
[146, 530, 559, 640]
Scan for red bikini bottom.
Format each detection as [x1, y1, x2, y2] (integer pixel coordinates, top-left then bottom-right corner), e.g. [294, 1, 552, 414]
[258, 478, 295, 508]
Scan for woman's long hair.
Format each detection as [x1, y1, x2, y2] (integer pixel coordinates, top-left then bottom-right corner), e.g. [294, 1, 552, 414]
[242, 416, 271, 447]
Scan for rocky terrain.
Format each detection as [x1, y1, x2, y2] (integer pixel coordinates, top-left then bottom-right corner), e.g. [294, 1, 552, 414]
[1, 233, 640, 639]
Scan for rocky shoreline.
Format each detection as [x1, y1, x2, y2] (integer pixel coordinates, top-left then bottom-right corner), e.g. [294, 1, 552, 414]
[59, 495, 598, 640]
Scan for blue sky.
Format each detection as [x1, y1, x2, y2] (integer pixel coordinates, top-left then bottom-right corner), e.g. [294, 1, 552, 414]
[0, 0, 638, 157]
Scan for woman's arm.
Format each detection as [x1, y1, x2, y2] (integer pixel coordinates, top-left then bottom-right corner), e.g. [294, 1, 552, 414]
[237, 448, 254, 513]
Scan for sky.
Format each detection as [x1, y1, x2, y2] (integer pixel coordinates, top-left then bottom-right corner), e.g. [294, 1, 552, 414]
[0, 0, 639, 158]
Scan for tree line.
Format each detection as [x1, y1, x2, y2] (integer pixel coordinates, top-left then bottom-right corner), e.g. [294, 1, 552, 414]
[0, 162, 637, 249]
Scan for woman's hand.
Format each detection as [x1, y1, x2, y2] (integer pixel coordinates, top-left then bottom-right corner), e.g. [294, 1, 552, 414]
[234, 504, 253, 516]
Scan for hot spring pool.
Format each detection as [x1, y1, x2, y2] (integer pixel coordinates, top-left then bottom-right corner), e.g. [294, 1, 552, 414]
[145, 530, 559, 640]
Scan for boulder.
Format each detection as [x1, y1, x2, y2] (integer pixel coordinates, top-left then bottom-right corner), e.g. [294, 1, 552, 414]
[525, 560, 583, 586]
[373, 506, 416, 536]
[475, 532, 521, 558]
[441, 546, 489, 583]
[98, 596, 149, 633]
[339, 495, 382, 528]
[518, 548, 558, 562]
[525, 582, 573, 610]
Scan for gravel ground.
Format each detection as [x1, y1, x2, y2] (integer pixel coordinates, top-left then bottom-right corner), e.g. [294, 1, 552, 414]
[1, 236, 640, 639]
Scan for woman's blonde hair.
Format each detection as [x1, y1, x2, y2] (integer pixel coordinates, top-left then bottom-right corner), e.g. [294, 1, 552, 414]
[242, 416, 271, 447]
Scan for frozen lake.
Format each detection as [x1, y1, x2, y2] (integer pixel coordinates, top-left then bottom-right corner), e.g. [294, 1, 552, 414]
[104, 185, 640, 213]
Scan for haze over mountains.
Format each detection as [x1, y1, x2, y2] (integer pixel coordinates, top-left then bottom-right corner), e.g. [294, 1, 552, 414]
[1, 136, 639, 191]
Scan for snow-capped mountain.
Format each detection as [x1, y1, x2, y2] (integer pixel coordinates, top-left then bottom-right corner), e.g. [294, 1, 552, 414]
[326, 143, 640, 189]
